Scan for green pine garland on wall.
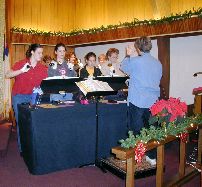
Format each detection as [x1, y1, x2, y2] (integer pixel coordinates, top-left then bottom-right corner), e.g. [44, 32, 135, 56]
[11, 8, 202, 37]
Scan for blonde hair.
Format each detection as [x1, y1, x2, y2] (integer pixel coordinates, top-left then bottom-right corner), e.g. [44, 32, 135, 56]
[98, 54, 106, 61]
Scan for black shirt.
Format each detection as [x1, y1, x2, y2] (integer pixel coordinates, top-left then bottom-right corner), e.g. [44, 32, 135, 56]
[80, 66, 102, 78]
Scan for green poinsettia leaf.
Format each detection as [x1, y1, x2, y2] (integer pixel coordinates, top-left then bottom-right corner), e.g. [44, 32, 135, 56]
[149, 116, 158, 125]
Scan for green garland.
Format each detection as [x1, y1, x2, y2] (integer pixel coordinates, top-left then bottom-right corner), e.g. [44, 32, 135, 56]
[120, 114, 202, 149]
[11, 8, 202, 37]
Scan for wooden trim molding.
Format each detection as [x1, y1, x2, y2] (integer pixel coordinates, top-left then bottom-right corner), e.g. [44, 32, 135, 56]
[11, 17, 202, 46]
[158, 37, 170, 99]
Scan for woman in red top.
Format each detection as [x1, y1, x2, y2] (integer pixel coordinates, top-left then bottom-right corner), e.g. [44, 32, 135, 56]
[5, 43, 47, 152]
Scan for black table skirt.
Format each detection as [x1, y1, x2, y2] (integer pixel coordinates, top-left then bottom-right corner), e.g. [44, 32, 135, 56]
[18, 102, 128, 175]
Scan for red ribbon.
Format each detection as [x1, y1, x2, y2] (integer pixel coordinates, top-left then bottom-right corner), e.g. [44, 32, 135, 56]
[134, 142, 146, 163]
[179, 132, 188, 143]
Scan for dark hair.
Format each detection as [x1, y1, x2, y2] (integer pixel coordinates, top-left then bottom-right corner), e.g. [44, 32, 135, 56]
[85, 52, 96, 61]
[106, 48, 119, 60]
[54, 43, 66, 52]
[26, 43, 43, 58]
[135, 36, 152, 52]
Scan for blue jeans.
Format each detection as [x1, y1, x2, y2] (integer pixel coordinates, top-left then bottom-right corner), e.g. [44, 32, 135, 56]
[12, 94, 32, 152]
[50, 93, 73, 102]
[128, 102, 156, 159]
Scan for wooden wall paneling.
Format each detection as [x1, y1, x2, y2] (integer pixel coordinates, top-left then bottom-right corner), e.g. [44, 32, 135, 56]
[13, 45, 29, 65]
[196, 0, 202, 8]
[49, 0, 58, 32]
[12, 0, 19, 27]
[9, 0, 202, 33]
[39, 0, 46, 30]
[11, 45, 73, 66]
[31, 0, 40, 29]
[58, 0, 67, 32]
[157, 37, 170, 99]
[12, 45, 17, 66]
[67, 47, 75, 53]
[23, 0, 32, 29]
[62, 0, 75, 32]
[15, 0, 24, 28]
[10, 45, 15, 67]
[42, 45, 55, 59]
[40, 0, 51, 31]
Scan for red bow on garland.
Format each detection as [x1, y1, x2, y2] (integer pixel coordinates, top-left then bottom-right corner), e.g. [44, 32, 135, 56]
[134, 142, 146, 163]
[179, 132, 189, 143]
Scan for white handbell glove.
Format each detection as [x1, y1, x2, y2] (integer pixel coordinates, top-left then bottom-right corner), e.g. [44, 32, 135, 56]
[68, 63, 74, 71]
[49, 60, 57, 70]
[78, 60, 84, 68]
[109, 66, 115, 76]
[21, 63, 31, 73]
[98, 64, 101, 70]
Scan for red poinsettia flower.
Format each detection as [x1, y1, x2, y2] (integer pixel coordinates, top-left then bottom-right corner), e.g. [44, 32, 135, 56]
[150, 97, 187, 123]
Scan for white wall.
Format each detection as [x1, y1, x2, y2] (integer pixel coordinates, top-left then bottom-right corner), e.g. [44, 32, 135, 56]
[75, 36, 202, 105]
[75, 40, 158, 64]
[170, 35, 202, 104]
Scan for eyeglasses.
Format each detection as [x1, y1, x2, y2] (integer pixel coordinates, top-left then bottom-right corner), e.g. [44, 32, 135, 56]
[110, 56, 118, 59]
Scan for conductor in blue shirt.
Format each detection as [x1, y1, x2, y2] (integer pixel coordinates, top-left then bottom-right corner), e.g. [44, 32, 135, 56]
[121, 36, 162, 165]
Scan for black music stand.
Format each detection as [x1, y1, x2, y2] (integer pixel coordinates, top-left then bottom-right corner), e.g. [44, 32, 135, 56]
[79, 77, 128, 170]
[40, 77, 83, 94]
[94, 76, 128, 91]
[86, 90, 118, 171]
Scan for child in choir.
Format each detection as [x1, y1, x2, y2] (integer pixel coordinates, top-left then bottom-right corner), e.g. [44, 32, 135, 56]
[65, 51, 83, 76]
[97, 53, 107, 73]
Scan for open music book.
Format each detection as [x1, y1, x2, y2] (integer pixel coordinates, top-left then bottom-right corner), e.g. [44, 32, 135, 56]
[76, 79, 114, 96]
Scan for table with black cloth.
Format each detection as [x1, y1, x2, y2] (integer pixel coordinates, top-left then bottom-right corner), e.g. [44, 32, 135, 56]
[97, 103, 128, 159]
[18, 102, 128, 175]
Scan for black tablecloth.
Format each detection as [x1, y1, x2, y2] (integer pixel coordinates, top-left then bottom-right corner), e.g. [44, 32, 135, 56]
[18, 102, 128, 175]
[97, 103, 128, 159]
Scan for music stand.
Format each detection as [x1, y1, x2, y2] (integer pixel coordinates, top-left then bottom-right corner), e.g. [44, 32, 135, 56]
[86, 90, 118, 171]
[91, 77, 128, 171]
[40, 77, 83, 94]
[94, 76, 128, 91]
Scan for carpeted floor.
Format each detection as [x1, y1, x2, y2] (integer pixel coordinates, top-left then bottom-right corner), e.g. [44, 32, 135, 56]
[0, 129, 200, 187]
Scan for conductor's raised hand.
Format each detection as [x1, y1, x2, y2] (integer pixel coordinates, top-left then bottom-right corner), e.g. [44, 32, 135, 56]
[126, 44, 135, 56]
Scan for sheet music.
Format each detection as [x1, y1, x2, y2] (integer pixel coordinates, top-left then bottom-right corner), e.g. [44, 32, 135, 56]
[76, 79, 114, 96]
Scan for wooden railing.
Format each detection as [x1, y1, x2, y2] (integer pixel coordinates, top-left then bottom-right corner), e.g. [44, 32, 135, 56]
[112, 125, 202, 187]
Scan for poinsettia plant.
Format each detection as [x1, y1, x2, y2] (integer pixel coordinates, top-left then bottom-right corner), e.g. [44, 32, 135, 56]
[120, 97, 202, 149]
[149, 97, 188, 126]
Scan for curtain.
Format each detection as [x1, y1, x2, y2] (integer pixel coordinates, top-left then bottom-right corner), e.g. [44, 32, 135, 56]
[0, 0, 11, 119]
